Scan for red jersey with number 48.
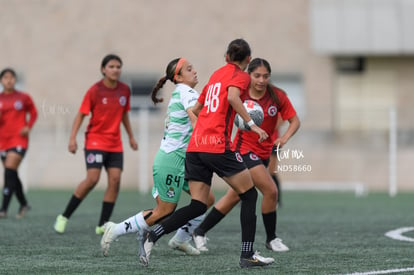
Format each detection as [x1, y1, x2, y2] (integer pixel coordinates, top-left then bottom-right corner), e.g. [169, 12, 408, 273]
[232, 85, 296, 159]
[187, 63, 250, 153]
[79, 80, 130, 152]
[0, 91, 37, 150]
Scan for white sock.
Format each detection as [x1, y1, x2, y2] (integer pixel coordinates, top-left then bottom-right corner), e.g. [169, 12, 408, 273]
[113, 211, 149, 237]
[173, 213, 206, 242]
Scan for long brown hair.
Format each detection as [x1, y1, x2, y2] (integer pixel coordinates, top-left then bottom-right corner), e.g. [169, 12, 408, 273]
[247, 58, 282, 106]
[151, 58, 183, 105]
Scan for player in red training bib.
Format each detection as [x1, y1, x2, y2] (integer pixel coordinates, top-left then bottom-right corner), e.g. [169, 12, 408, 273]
[0, 68, 38, 219]
[193, 58, 300, 253]
[54, 54, 138, 234]
[144, 39, 274, 268]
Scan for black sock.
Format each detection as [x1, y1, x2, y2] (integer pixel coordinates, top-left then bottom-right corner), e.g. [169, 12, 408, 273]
[262, 211, 277, 243]
[62, 195, 82, 219]
[14, 175, 28, 207]
[272, 174, 281, 206]
[1, 168, 18, 211]
[194, 207, 225, 236]
[148, 199, 207, 243]
[98, 201, 115, 226]
[239, 187, 258, 258]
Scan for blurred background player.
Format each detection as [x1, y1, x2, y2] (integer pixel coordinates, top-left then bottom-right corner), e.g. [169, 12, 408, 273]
[0, 68, 38, 219]
[100, 57, 215, 257]
[192, 58, 300, 253]
[142, 39, 274, 268]
[54, 54, 138, 234]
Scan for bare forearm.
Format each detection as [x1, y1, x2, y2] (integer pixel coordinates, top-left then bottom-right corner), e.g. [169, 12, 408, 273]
[122, 112, 134, 138]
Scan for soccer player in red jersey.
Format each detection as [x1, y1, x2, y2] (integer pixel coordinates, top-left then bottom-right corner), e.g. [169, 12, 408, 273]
[100, 58, 215, 257]
[192, 58, 300, 253]
[0, 68, 38, 218]
[54, 54, 138, 234]
[143, 39, 274, 268]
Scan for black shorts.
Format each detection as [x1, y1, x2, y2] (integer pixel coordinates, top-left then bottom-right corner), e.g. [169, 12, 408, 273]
[84, 149, 123, 170]
[0, 147, 27, 162]
[242, 152, 269, 169]
[185, 150, 247, 185]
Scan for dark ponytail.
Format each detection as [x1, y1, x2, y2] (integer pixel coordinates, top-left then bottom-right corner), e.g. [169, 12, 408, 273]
[151, 58, 181, 105]
[226, 38, 251, 62]
[248, 58, 281, 106]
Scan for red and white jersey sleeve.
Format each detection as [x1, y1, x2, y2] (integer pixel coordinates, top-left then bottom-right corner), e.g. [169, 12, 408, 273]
[79, 80, 130, 152]
[188, 63, 250, 153]
[233, 86, 296, 159]
[0, 90, 38, 150]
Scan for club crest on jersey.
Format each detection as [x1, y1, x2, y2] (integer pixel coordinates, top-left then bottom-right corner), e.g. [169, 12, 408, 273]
[268, 105, 277, 117]
[119, 96, 127, 106]
[235, 152, 243, 163]
[166, 187, 175, 198]
[14, 100, 23, 110]
[249, 153, 259, 161]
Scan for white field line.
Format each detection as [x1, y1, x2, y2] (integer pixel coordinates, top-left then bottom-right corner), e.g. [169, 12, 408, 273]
[336, 267, 414, 275]
[335, 227, 414, 275]
[384, 227, 414, 242]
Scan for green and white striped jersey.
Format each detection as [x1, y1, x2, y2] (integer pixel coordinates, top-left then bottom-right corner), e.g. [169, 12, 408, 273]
[160, 83, 199, 157]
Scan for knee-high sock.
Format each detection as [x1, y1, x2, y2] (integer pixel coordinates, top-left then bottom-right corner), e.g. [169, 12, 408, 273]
[14, 175, 28, 207]
[239, 187, 258, 258]
[262, 211, 277, 243]
[148, 199, 207, 243]
[98, 201, 115, 226]
[193, 207, 225, 237]
[1, 168, 18, 211]
[62, 195, 82, 219]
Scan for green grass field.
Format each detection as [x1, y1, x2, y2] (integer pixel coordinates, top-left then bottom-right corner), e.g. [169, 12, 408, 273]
[0, 189, 413, 275]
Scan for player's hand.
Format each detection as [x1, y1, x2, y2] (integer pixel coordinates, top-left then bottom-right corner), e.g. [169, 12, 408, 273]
[130, 137, 138, 151]
[20, 126, 30, 136]
[274, 138, 287, 148]
[68, 138, 78, 154]
[250, 124, 268, 143]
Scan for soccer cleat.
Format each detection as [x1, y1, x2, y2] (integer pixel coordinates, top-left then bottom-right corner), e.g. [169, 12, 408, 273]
[16, 205, 31, 219]
[168, 236, 200, 256]
[95, 225, 105, 235]
[193, 234, 209, 252]
[266, 238, 289, 252]
[239, 251, 275, 268]
[137, 230, 150, 266]
[0, 210, 7, 218]
[54, 214, 68, 233]
[101, 222, 117, 256]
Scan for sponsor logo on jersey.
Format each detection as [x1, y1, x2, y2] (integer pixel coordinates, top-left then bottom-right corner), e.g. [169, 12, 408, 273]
[235, 152, 243, 162]
[119, 96, 127, 106]
[14, 100, 23, 111]
[166, 187, 175, 198]
[268, 105, 277, 117]
[249, 152, 259, 161]
[102, 97, 108, 104]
